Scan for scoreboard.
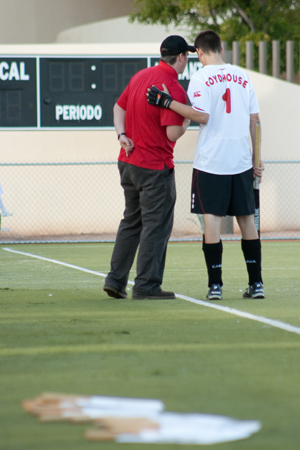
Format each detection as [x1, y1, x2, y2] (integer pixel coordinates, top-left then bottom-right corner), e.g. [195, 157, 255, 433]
[0, 55, 201, 129]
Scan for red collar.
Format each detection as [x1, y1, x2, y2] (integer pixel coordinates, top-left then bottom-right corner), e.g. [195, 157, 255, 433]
[158, 60, 178, 79]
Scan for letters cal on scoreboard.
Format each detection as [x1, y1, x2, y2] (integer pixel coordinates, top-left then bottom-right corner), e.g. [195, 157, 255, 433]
[0, 58, 37, 127]
[0, 56, 201, 129]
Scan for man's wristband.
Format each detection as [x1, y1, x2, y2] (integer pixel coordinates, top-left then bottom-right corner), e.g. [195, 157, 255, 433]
[118, 133, 126, 140]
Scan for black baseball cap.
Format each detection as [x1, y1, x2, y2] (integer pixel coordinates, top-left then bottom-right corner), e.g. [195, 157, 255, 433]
[160, 35, 196, 56]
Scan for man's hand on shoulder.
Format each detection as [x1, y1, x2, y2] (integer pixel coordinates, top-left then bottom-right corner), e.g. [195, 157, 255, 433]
[147, 85, 173, 109]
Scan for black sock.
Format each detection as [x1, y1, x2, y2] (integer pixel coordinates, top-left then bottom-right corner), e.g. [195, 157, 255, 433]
[241, 239, 262, 285]
[202, 235, 223, 287]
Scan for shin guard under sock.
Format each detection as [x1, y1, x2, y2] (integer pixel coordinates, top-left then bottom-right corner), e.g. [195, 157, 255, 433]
[241, 238, 262, 285]
[202, 236, 223, 287]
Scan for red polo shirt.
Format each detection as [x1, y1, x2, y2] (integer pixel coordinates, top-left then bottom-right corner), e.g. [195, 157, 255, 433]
[117, 61, 187, 170]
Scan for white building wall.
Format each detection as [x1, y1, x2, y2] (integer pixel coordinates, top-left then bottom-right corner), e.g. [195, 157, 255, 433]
[56, 16, 189, 44]
[0, 0, 132, 43]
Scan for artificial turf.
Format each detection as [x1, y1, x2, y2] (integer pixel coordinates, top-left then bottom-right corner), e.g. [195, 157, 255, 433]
[0, 241, 300, 449]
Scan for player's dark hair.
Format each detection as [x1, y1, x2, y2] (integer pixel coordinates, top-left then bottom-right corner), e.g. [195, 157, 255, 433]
[194, 30, 222, 54]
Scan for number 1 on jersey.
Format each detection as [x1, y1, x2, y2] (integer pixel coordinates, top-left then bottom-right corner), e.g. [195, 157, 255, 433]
[222, 88, 231, 113]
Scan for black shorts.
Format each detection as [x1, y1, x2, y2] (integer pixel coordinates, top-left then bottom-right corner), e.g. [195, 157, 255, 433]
[191, 168, 255, 216]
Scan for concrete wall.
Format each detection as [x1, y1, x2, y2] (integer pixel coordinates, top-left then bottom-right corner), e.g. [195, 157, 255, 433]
[56, 16, 189, 44]
[245, 69, 300, 234]
[0, 43, 299, 238]
[0, 0, 132, 43]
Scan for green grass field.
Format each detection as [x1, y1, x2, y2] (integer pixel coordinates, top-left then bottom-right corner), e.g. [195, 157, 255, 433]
[1, 241, 300, 449]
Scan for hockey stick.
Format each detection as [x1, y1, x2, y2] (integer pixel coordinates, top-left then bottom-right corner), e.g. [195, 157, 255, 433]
[254, 122, 261, 237]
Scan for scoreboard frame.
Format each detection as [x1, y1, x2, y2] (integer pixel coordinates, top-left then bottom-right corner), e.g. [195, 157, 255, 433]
[0, 55, 201, 130]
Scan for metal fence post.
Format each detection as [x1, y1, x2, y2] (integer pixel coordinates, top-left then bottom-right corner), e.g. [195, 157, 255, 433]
[246, 41, 254, 70]
[222, 41, 228, 62]
[286, 40, 294, 82]
[222, 41, 233, 64]
[299, 41, 300, 84]
[232, 41, 240, 66]
[259, 41, 267, 74]
[272, 40, 280, 78]
[212, 39, 297, 84]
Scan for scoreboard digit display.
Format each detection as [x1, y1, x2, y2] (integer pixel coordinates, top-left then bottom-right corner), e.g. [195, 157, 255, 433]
[39, 57, 147, 128]
[0, 57, 37, 127]
[0, 55, 201, 129]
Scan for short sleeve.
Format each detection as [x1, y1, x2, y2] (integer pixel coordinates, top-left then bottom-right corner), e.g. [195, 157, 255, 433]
[160, 84, 187, 127]
[117, 84, 129, 110]
[187, 75, 210, 114]
[249, 80, 260, 114]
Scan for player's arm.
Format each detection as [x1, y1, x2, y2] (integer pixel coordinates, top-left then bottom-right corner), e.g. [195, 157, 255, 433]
[169, 101, 208, 124]
[166, 118, 191, 142]
[250, 113, 264, 179]
[147, 84, 209, 124]
[113, 103, 134, 155]
[169, 100, 209, 124]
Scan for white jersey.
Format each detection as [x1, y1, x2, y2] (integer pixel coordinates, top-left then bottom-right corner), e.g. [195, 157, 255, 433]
[187, 63, 260, 175]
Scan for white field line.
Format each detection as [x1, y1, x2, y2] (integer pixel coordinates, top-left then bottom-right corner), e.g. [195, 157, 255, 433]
[176, 294, 300, 335]
[3, 247, 300, 336]
[2, 247, 135, 284]
[169, 267, 300, 271]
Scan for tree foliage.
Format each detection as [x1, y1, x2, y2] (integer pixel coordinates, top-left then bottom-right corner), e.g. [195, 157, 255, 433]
[129, 0, 300, 45]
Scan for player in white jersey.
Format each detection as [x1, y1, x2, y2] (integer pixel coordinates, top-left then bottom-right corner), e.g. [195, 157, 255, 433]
[188, 63, 259, 175]
[147, 30, 265, 300]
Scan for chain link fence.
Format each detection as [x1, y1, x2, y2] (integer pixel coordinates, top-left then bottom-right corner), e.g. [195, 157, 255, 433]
[0, 160, 299, 243]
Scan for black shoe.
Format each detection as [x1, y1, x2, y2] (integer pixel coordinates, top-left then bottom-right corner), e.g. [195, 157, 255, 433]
[103, 284, 127, 299]
[132, 289, 176, 300]
[243, 282, 265, 299]
[206, 284, 222, 300]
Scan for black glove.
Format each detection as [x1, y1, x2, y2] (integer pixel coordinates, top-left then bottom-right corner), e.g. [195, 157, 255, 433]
[147, 86, 173, 109]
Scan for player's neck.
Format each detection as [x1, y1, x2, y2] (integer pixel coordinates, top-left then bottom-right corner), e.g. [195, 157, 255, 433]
[202, 53, 225, 67]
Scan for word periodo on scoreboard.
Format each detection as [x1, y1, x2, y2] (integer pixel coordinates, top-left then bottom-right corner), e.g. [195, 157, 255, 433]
[0, 55, 201, 129]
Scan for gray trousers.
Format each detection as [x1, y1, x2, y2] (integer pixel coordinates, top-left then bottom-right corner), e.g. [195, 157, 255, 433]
[105, 161, 176, 295]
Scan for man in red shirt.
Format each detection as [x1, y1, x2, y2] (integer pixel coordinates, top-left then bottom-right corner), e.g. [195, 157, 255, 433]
[103, 36, 196, 300]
